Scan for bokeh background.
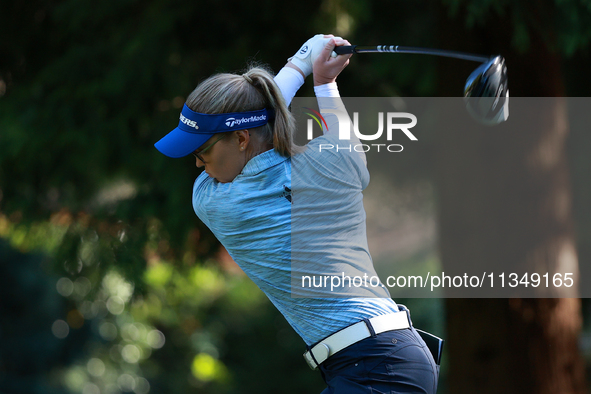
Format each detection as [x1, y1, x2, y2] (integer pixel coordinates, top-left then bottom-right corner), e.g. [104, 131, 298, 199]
[1, 0, 591, 393]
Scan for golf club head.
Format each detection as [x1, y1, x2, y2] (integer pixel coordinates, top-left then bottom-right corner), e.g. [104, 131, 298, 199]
[463, 55, 509, 125]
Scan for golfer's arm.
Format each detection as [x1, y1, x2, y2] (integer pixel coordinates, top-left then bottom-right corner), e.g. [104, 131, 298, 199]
[274, 64, 305, 106]
[315, 83, 367, 166]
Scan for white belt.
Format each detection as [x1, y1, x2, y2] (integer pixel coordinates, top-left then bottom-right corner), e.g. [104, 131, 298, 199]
[303, 311, 411, 370]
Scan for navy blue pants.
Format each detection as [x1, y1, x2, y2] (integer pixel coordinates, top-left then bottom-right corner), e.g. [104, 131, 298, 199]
[318, 323, 439, 393]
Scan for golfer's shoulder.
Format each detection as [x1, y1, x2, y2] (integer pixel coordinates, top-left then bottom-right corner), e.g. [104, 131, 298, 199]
[304, 134, 342, 161]
[301, 134, 369, 187]
[307, 133, 340, 147]
[194, 171, 211, 186]
[192, 172, 216, 199]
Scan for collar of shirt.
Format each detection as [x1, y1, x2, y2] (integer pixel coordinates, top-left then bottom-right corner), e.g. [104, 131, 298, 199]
[240, 148, 289, 176]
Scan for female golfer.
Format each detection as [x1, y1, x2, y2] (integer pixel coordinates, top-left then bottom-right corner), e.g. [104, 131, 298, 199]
[155, 35, 439, 393]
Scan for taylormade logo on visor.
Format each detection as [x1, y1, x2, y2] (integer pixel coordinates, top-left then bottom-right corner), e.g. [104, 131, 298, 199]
[225, 115, 267, 128]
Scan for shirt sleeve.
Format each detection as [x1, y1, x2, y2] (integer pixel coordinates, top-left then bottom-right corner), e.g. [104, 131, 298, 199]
[192, 172, 213, 227]
[314, 82, 367, 167]
[302, 134, 370, 191]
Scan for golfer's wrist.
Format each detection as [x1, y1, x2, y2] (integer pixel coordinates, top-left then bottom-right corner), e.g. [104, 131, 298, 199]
[313, 75, 337, 86]
[314, 82, 339, 98]
[285, 62, 306, 79]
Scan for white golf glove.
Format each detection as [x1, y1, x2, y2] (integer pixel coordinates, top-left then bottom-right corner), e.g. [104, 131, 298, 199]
[288, 34, 339, 77]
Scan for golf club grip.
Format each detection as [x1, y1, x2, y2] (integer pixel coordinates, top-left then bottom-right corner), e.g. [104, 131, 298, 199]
[334, 45, 357, 54]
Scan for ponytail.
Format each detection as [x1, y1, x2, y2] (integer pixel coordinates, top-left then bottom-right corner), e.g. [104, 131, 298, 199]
[185, 64, 302, 156]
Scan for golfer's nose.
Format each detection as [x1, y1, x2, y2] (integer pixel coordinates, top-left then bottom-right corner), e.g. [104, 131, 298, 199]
[195, 156, 205, 168]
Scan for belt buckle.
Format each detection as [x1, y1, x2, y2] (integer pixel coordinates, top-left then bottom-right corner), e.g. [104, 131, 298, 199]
[303, 351, 318, 370]
[304, 343, 330, 370]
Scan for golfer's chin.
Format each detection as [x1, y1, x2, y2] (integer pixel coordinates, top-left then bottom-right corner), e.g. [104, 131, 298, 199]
[207, 172, 232, 184]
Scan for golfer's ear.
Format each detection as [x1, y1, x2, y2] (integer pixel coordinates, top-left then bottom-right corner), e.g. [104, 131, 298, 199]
[236, 129, 250, 149]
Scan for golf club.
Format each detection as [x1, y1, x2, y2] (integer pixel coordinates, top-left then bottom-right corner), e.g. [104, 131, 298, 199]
[334, 45, 509, 125]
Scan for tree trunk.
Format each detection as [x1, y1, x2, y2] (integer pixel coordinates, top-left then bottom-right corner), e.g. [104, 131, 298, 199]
[445, 298, 585, 393]
[435, 1, 588, 392]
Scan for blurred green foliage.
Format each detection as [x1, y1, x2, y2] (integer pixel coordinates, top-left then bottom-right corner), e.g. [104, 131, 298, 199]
[0, 238, 94, 394]
[0, 215, 326, 393]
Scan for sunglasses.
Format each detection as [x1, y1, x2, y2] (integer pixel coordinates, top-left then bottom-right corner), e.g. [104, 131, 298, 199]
[192, 134, 226, 162]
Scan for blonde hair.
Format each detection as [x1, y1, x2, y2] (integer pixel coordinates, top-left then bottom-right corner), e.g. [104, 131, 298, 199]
[185, 65, 299, 157]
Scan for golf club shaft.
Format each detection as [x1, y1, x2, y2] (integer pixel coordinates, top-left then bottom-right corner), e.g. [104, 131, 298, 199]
[334, 45, 490, 63]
